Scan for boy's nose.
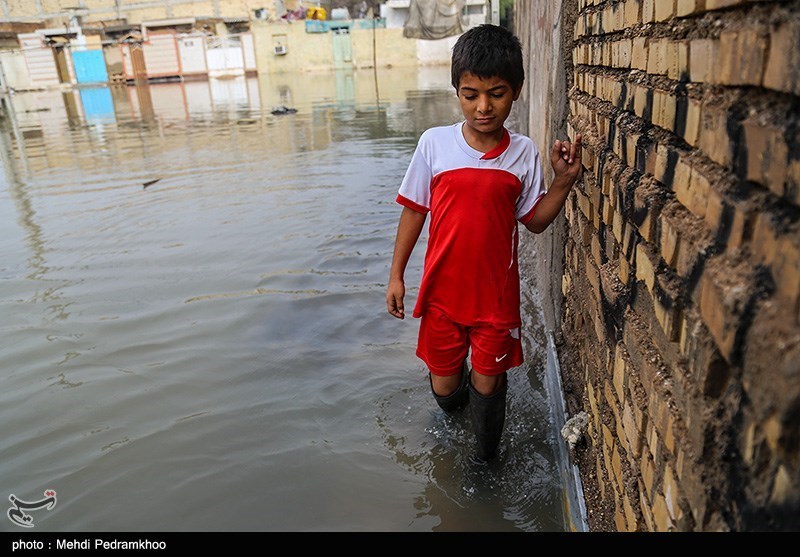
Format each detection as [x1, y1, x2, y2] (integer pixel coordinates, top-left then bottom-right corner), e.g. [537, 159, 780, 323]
[477, 96, 491, 113]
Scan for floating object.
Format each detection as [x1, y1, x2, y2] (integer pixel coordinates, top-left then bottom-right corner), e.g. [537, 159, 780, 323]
[561, 410, 588, 450]
[142, 178, 161, 189]
[271, 106, 297, 115]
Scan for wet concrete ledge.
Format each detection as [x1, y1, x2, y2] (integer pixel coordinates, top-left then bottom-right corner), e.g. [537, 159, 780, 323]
[545, 330, 589, 532]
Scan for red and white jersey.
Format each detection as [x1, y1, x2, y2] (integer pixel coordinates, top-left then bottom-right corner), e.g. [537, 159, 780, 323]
[397, 122, 545, 328]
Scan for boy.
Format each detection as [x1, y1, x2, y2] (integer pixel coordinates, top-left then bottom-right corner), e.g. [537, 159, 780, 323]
[385, 24, 582, 463]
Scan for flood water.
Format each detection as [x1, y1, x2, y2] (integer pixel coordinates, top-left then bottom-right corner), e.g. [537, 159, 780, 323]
[0, 67, 571, 532]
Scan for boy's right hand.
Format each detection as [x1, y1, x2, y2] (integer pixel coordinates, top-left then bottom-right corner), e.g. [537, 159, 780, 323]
[386, 278, 406, 319]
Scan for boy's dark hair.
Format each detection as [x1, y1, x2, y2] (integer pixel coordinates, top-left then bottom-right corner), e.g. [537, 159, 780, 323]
[450, 24, 524, 92]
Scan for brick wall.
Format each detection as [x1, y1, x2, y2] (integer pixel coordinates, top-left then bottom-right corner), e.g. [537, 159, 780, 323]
[518, 0, 800, 531]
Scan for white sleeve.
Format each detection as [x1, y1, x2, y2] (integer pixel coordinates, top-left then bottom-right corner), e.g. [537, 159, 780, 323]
[396, 134, 433, 213]
[515, 143, 546, 223]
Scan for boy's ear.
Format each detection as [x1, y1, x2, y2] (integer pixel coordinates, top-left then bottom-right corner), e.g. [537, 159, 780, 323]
[513, 85, 522, 101]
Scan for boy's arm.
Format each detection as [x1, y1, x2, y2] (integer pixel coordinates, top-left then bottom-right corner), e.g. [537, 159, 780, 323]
[386, 207, 427, 319]
[525, 134, 583, 234]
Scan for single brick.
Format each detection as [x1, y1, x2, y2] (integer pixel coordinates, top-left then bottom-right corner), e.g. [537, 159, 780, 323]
[640, 484, 655, 531]
[683, 97, 702, 146]
[619, 253, 631, 285]
[655, 90, 677, 132]
[642, 0, 655, 23]
[660, 213, 680, 268]
[642, 454, 655, 500]
[663, 464, 682, 521]
[650, 143, 672, 184]
[716, 28, 768, 87]
[648, 421, 661, 462]
[623, 218, 638, 261]
[664, 410, 676, 452]
[653, 287, 681, 342]
[666, 41, 689, 81]
[613, 344, 628, 400]
[605, 379, 622, 430]
[625, 0, 641, 28]
[623, 493, 639, 531]
[577, 188, 592, 220]
[635, 241, 657, 293]
[742, 118, 791, 201]
[676, 0, 703, 17]
[632, 37, 649, 71]
[699, 106, 733, 167]
[652, 493, 673, 532]
[647, 39, 667, 76]
[688, 168, 711, 218]
[603, 194, 615, 227]
[774, 236, 800, 307]
[603, 421, 615, 451]
[698, 259, 756, 362]
[614, 503, 628, 532]
[623, 401, 643, 457]
[764, 20, 800, 96]
[675, 162, 711, 220]
[654, 0, 674, 22]
[619, 39, 632, 69]
[613, 2, 625, 32]
[752, 212, 780, 266]
[689, 39, 716, 83]
[603, 42, 612, 67]
[613, 203, 625, 244]
[633, 84, 649, 121]
[703, 188, 726, 241]
[592, 233, 604, 267]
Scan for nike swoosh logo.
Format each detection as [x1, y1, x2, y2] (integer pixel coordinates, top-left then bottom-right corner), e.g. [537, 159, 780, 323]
[495, 354, 508, 362]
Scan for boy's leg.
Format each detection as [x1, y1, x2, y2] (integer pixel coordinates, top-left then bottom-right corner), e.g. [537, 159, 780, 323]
[466, 324, 523, 461]
[429, 361, 470, 412]
[469, 372, 505, 397]
[417, 307, 470, 411]
[468, 372, 507, 462]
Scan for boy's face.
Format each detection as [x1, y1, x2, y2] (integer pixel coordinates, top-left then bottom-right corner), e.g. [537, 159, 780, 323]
[456, 72, 520, 142]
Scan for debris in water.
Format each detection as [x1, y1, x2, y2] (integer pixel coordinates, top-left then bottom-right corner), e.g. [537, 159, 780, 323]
[561, 410, 588, 450]
[271, 106, 297, 115]
[142, 178, 161, 189]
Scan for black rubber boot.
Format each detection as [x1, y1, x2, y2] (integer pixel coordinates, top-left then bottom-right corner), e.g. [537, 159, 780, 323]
[468, 374, 507, 463]
[430, 362, 469, 413]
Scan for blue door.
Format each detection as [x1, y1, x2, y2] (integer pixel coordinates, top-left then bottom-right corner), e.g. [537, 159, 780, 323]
[72, 50, 109, 84]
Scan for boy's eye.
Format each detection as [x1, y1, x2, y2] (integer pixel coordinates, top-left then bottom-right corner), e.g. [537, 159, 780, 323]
[491, 93, 505, 99]
[463, 95, 477, 100]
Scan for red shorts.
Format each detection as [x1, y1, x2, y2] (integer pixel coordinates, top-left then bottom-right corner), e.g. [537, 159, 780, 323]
[416, 306, 524, 377]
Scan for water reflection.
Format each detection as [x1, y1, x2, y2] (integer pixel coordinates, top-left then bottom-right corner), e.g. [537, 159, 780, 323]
[0, 67, 567, 531]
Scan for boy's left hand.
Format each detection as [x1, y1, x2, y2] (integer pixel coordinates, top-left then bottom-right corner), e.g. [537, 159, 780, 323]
[550, 133, 583, 184]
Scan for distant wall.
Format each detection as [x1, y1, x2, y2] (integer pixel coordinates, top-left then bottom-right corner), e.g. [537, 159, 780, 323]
[0, 50, 34, 90]
[516, 0, 800, 531]
[0, 0, 258, 24]
[253, 22, 418, 73]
